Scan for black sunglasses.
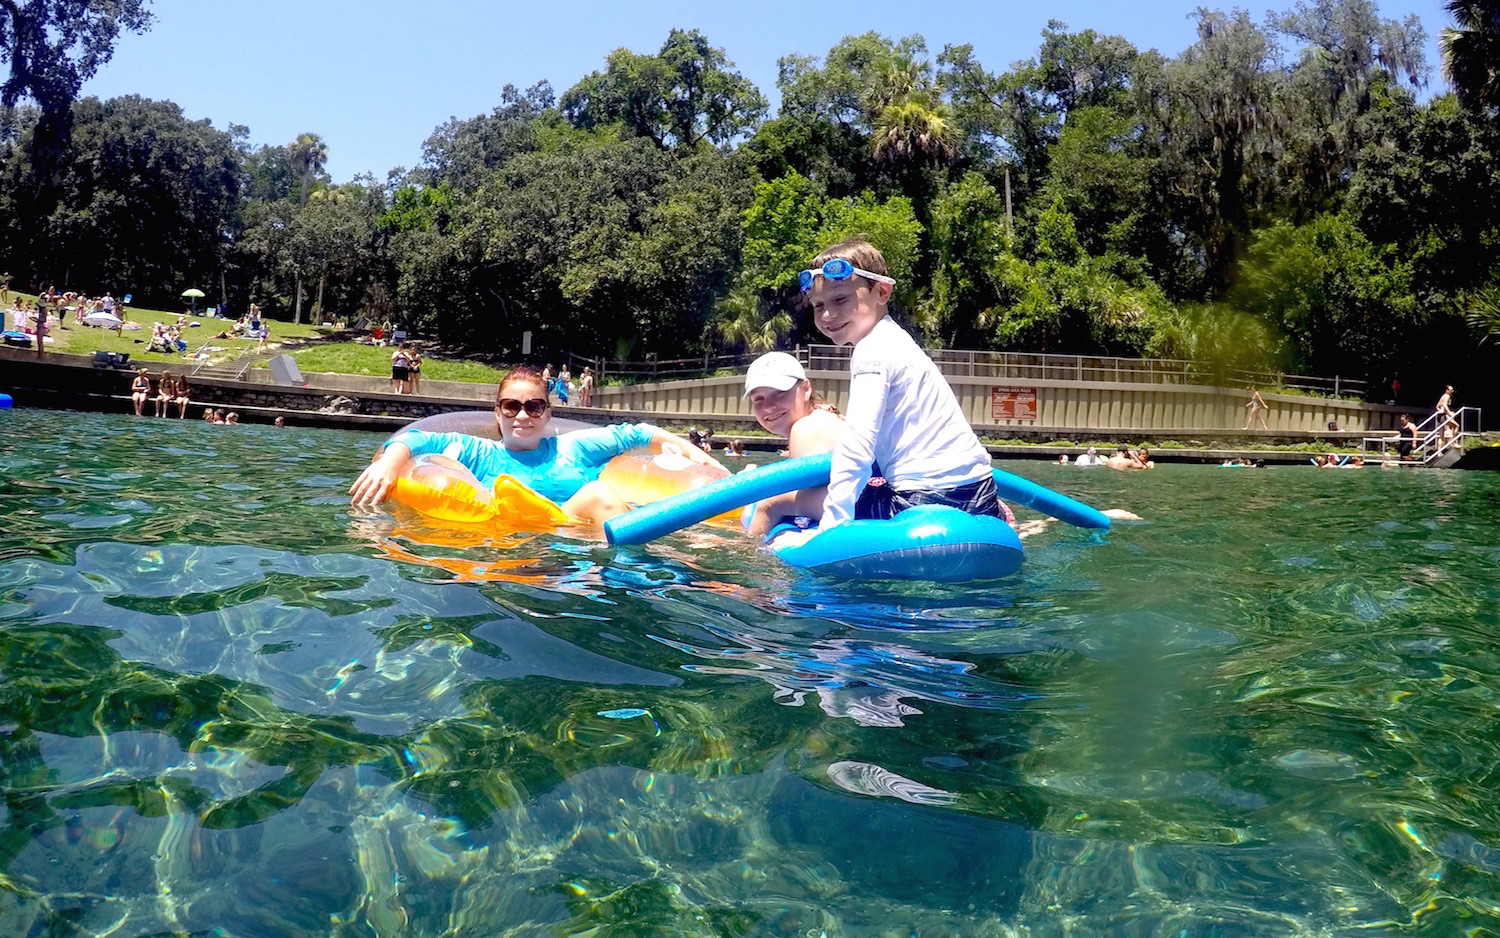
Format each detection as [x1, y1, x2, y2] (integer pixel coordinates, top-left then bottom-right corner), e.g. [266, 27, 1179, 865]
[496, 397, 549, 418]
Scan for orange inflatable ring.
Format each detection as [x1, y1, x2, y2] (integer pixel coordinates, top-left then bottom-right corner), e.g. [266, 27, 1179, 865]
[382, 412, 733, 528]
[390, 454, 570, 527]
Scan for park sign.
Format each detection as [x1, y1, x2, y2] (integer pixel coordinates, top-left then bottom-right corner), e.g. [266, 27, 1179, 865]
[991, 386, 1037, 421]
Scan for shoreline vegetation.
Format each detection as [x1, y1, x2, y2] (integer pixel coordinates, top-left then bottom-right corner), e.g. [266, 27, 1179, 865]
[0, 6, 1493, 417]
[13, 291, 1455, 461]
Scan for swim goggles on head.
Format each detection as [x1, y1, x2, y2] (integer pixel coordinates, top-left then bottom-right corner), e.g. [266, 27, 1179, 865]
[798, 257, 896, 293]
[496, 397, 549, 418]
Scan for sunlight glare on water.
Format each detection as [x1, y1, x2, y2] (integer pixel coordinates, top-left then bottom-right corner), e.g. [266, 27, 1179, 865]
[0, 409, 1498, 935]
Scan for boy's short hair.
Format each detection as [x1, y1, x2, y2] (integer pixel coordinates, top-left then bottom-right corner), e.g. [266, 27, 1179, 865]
[811, 237, 889, 279]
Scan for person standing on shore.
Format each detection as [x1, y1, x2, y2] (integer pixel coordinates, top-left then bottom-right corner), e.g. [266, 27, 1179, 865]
[390, 343, 411, 394]
[1243, 389, 1268, 430]
[406, 346, 422, 395]
[33, 291, 49, 358]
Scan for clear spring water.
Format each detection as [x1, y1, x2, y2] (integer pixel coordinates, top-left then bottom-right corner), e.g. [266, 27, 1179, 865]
[1, 408, 1498, 936]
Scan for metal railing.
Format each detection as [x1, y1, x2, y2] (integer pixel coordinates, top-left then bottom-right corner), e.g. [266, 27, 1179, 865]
[805, 346, 1366, 397]
[1361, 406, 1482, 466]
[547, 343, 1368, 398]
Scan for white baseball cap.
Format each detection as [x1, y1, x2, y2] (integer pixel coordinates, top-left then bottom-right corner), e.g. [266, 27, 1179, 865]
[743, 352, 806, 397]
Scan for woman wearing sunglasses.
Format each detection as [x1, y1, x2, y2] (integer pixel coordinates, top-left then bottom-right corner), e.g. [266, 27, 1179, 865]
[350, 366, 722, 524]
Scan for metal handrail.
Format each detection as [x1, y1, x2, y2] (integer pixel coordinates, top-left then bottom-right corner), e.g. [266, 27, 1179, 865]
[555, 342, 1368, 397]
[1361, 406, 1482, 465]
[802, 346, 1366, 396]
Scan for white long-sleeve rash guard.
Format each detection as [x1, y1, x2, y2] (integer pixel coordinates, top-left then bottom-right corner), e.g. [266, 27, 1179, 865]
[821, 317, 993, 527]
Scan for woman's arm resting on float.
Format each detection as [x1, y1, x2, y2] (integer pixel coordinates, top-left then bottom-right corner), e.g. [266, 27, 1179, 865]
[576, 422, 726, 472]
[647, 427, 727, 471]
[350, 440, 412, 506]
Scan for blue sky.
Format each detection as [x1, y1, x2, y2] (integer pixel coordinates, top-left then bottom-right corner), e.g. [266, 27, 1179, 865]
[79, 0, 1454, 184]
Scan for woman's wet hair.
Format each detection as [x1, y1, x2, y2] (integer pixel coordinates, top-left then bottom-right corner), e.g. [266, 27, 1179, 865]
[809, 387, 841, 416]
[497, 365, 547, 402]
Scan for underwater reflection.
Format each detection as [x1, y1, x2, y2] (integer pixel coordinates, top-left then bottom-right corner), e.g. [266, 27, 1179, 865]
[655, 620, 1037, 727]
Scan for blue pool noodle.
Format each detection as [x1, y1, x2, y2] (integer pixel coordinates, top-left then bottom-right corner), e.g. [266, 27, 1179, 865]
[991, 467, 1111, 530]
[604, 454, 1110, 545]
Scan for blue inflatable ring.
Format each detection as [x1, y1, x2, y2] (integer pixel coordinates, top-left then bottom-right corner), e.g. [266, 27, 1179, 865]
[604, 453, 1110, 582]
[767, 505, 1023, 581]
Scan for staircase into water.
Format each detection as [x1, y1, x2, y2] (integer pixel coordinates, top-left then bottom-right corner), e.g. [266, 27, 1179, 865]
[1362, 406, 1481, 467]
[187, 343, 289, 382]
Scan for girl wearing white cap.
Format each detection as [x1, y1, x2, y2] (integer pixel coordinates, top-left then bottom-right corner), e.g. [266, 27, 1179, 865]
[742, 351, 845, 537]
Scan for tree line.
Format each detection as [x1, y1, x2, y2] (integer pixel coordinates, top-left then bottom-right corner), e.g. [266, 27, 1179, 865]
[0, 0, 1496, 399]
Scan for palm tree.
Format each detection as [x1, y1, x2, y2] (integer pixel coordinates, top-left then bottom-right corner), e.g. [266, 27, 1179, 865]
[872, 96, 959, 166]
[713, 284, 792, 352]
[1464, 286, 1500, 343]
[863, 56, 923, 121]
[1441, 0, 1500, 112]
[290, 132, 328, 205]
[306, 187, 350, 323]
[857, 50, 958, 168]
[287, 133, 328, 322]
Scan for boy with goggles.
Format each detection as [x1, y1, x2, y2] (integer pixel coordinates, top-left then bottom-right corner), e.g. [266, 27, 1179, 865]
[798, 258, 896, 293]
[799, 238, 1002, 529]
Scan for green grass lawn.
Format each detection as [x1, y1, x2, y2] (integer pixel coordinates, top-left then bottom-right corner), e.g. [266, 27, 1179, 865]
[3, 289, 507, 385]
[263, 343, 508, 384]
[8, 293, 326, 369]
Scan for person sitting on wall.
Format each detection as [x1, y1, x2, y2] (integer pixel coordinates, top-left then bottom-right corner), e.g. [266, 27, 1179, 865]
[130, 368, 152, 417]
[154, 370, 175, 417]
[172, 374, 191, 419]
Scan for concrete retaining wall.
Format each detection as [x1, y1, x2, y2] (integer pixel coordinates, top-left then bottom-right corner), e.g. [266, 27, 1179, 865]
[593, 370, 1406, 435]
[2, 347, 1409, 445]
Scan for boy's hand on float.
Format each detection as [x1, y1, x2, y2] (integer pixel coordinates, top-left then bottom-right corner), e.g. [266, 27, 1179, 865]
[765, 528, 815, 548]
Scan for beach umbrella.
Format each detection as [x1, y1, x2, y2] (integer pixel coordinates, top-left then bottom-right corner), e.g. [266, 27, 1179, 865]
[82, 310, 124, 328]
[180, 287, 205, 312]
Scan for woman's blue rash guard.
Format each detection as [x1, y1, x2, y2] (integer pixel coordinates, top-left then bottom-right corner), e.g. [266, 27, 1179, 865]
[389, 423, 659, 504]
